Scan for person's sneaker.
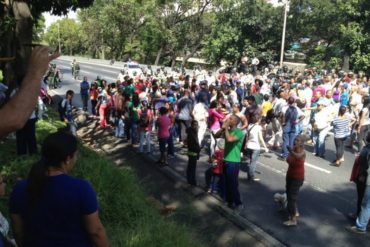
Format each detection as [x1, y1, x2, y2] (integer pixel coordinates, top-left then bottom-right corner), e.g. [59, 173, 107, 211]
[346, 226, 366, 234]
[252, 177, 260, 182]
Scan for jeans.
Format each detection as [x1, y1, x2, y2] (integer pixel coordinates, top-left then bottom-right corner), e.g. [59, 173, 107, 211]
[139, 131, 151, 153]
[334, 137, 346, 160]
[187, 156, 198, 185]
[356, 185, 370, 231]
[91, 99, 97, 116]
[313, 126, 331, 157]
[358, 125, 370, 152]
[286, 177, 303, 218]
[282, 127, 296, 157]
[224, 162, 242, 207]
[115, 119, 125, 138]
[131, 121, 138, 144]
[180, 119, 191, 144]
[245, 148, 260, 180]
[68, 120, 77, 136]
[356, 181, 366, 217]
[205, 168, 221, 192]
[16, 118, 37, 155]
[167, 133, 175, 156]
[81, 94, 89, 111]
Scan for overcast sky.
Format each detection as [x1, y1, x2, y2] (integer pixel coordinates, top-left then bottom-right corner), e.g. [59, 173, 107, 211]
[43, 11, 77, 29]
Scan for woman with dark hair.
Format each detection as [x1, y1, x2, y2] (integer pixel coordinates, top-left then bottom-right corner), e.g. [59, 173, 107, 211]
[10, 131, 108, 247]
[332, 105, 355, 166]
[356, 96, 370, 152]
[284, 135, 305, 226]
[129, 93, 141, 145]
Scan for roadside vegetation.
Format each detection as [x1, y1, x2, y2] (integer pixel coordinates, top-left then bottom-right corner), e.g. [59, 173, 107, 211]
[0, 112, 204, 247]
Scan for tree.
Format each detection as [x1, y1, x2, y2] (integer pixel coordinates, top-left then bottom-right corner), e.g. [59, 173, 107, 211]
[202, 0, 283, 66]
[0, 0, 94, 90]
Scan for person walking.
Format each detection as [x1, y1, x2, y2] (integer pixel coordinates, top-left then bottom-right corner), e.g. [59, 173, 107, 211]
[281, 97, 299, 159]
[332, 105, 355, 166]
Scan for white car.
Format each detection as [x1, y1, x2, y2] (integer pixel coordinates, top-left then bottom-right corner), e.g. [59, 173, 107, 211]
[124, 63, 142, 78]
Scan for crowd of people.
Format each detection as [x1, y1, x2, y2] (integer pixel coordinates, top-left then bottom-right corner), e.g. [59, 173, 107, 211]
[1, 44, 370, 246]
[57, 61, 370, 230]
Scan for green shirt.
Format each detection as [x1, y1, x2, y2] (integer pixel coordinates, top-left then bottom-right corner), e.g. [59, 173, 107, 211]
[124, 85, 135, 97]
[224, 128, 245, 163]
[253, 93, 263, 105]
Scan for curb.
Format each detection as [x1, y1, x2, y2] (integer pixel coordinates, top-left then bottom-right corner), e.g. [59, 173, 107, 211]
[136, 149, 286, 247]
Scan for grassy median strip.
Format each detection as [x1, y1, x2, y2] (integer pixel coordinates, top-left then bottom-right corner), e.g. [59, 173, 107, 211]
[0, 116, 203, 247]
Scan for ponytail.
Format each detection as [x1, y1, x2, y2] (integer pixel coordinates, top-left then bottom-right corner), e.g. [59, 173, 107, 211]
[26, 131, 78, 207]
[26, 158, 48, 207]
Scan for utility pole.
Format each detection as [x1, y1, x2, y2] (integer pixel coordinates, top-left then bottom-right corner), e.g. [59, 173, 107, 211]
[279, 1, 289, 68]
[57, 22, 61, 54]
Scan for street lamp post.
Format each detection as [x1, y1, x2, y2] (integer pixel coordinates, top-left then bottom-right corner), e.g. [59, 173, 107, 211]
[279, 0, 289, 68]
[57, 22, 61, 54]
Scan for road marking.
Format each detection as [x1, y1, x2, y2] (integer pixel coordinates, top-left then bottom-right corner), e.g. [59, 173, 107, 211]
[304, 162, 331, 174]
[267, 150, 332, 174]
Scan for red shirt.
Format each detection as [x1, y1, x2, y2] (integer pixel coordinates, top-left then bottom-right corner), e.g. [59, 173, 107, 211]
[286, 155, 305, 180]
[213, 149, 224, 174]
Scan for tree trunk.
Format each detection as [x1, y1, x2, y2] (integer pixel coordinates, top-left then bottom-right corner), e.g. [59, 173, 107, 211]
[154, 46, 163, 66]
[171, 52, 177, 69]
[342, 51, 350, 72]
[3, 1, 33, 91]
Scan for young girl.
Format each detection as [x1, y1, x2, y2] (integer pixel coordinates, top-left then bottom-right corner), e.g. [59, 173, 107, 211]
[205, 138, 225, 193]
[157, 107, 171, 166]
[139, 100, 153, 153]
[284, 135, 305, 226]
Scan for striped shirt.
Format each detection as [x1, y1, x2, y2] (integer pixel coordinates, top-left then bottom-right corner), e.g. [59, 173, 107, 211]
[332, 114, 351, 138]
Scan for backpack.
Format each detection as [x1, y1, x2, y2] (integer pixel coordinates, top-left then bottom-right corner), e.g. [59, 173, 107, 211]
[139, 109, 150, 128]
[58, 99, 67, 121]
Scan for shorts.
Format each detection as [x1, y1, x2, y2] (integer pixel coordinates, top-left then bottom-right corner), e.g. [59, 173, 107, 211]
[159, 138, 169, 152]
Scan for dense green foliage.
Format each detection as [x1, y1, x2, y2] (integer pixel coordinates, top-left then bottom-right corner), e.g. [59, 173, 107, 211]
[41, 0, 370, 72]
[0, 115, 204, 247]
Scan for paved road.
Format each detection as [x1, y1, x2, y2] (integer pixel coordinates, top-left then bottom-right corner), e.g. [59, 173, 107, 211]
[51, 58, 368, 246]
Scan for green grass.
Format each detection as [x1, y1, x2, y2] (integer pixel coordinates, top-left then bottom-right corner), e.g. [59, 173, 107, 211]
[0, 114, 204, 247]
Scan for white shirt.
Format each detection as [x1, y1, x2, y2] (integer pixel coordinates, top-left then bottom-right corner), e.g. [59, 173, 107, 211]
[193, 102, 209, 122]
[246, 124, 263, 150]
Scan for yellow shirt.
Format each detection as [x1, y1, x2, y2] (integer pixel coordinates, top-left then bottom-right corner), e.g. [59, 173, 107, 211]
[262, 101, 273, 117]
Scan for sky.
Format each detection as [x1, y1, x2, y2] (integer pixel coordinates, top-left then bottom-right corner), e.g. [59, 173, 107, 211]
[43, 10, 77, 29]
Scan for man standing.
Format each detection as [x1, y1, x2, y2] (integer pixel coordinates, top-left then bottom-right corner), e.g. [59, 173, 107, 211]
[222, 115, 245, 211]
[281, 97, 300, 159]
[80, 76, 90, 111]
[178, 90, 193, 146]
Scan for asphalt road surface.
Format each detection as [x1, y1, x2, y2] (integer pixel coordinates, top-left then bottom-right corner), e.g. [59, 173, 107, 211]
[51, 58, 368, 247]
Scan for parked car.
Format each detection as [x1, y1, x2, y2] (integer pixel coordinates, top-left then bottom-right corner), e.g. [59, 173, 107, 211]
[124, 62, 142, 77]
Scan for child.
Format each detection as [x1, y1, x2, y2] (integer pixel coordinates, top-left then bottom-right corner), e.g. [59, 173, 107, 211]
[186, 120, 201, 186]
[139, 100, 153, 153]
[157, 107, 171, 166]
[115, 113, 125, 138]
[205, 138, 225, 193]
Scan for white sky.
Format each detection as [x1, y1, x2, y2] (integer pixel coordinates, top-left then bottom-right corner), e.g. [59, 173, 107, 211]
[43, 11, 77, 29]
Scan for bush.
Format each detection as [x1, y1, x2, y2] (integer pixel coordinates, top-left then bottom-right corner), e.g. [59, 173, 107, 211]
[0, 117, 204, 247]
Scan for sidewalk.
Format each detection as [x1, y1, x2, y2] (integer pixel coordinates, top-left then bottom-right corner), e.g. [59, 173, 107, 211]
[72, 112, 285, 247]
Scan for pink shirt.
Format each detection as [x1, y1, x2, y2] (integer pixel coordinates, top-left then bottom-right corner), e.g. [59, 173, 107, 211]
[209, 108, 225, 130]
[157, 115, 171, 139]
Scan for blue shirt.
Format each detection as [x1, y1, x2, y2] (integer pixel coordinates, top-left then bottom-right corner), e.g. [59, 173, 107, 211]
[10, 175, 98, 247]
[80, 81, 90, 96]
